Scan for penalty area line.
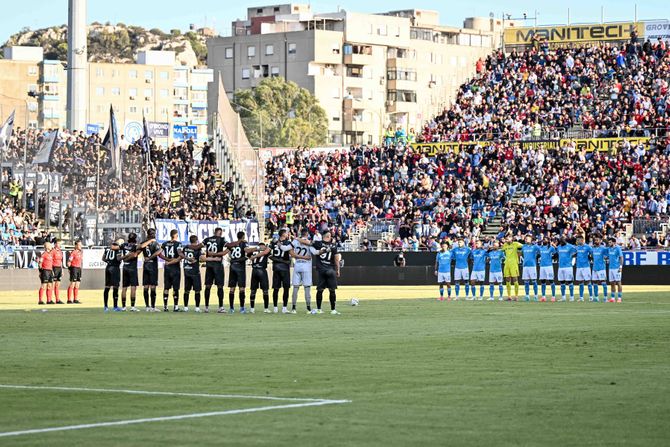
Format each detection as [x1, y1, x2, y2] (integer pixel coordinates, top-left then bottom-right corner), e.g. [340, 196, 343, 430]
[0, 399, 349, 438]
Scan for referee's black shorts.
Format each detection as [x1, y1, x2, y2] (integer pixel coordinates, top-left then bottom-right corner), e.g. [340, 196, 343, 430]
[39, 269, 54, 284]
[69, 267, 82, 282]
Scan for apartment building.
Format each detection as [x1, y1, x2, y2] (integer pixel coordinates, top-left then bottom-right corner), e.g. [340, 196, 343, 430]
[0, 47, 213, 144]
[208, 4, 500, 145]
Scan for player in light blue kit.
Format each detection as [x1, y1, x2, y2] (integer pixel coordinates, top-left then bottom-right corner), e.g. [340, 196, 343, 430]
[607, 237, 624, 303]
[521, 235, 541, 302]
[451, 238, 471, 300]
[434, 241, 452, 301]
[538, 238, 557, 301]
[590, 234, 608, 302]
[556, 238, 577, 301]
[575, 236, 593, 302]
[470, 240, 488, 300]
[486, 240, 505, 301]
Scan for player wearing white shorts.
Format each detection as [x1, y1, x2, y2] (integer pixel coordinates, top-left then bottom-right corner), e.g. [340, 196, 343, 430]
[607, 237, 624, 303]
[486, 240, 505, 301]
[291, 229, 319, 314]
[451, 238, 471, 299]
[469, 240, 487, 300]
[556, 239, 576, 301]
[590, 234, 608, 302]
[538, 239, 557, 301]
[574, 236, 593, 302]
[434, 242, 452, 301]
[521, 235, 540, 302]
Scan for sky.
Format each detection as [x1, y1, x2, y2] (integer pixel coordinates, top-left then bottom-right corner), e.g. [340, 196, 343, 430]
[2, 0, 666, 44]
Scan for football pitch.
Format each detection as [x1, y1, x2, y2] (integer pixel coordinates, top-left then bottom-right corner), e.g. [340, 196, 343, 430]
[0, 287, 669, 446]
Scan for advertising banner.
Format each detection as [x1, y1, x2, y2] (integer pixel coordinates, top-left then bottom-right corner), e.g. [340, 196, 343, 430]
[148, 121, 170, 138]
[154, 219, 261, 245]
[644, 20, 670, 42]
[504, 22, 643, 47]
[172, 125, 198, 142]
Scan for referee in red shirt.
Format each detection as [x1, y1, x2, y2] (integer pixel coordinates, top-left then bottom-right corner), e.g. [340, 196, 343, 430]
[38, 242, 55, 305]
[67, 240, 83, 304]
[51, 239, 65, 304]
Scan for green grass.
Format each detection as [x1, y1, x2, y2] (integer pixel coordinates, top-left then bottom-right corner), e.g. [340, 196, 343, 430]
[0, 293, 669, 446]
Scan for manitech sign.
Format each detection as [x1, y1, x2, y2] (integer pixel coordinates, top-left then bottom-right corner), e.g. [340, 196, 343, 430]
[154, 219, 261, 245]
[504, 22, 643, 46]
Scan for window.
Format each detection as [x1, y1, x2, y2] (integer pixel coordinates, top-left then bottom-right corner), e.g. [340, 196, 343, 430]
[271, 66, 280, 77]
[256, 8, 263, 13]
[346, 66, 364, 78]
[111, 87, 121, 96]
[247, 46, 256, 57]
[27, 66, 37, 76]
[225, 47, 233, 59]
[143, 106, 152, 114]
[144, 70, 153, 79]
[143, 88, 152, 98]
[129, 70, 137, 79]
[273, 6, 279, 12]
[265, 44, 274, 55]
[95, 68, 104, 77]
[129, 88, 138, 97]
[160, 107, 169, 116]
[95, 87, 104, 96]
[241, 68, 250, 79]
[174, 87, 187, 98]
[377, 25, 387, 36]
[191, 91, 207, 100]
[288, 43, 296, 54]
[332, 44, 340, 55]
[159, 71, 169, 80]
[160, 88, 169, 97]
[111, 69, 119, 77]
[387, 90, 416, 103]
[129, 106, 137, 114]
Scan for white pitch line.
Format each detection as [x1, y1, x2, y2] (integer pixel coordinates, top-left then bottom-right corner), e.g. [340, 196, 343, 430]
[0, 400, 349, 438]
[0, 384, 333, 402]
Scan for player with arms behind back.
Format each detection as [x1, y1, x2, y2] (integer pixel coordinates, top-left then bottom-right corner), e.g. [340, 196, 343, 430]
[37, 241, 54, 305]
[590, 234, 609, 302]
[575, 236, 593, 302]
[66, 240, 83, 304]
[435, 241, 452, 301]
[487, 240, 505, 301]
[451, 238, 471, 300]
[556, 238, 577, 301]
[607, 237, 624, 303]
[470, 240, 488, 300]
[312, 230, 341, 315]
[501, 235, 522, 301]
[521, 235, 540, 302]
[51, 239, 65, 304]
[538, 238, 557, 302]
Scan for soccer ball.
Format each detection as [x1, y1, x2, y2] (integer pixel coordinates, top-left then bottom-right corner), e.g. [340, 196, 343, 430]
[350, 298, 359, 306]
[310, 309, 317, 314]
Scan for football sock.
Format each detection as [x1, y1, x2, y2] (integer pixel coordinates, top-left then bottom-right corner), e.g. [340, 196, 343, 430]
[541, 283, 546, 297]
[121, 292, 126, 308]
[569, 284, 574, 298]
[465, 284, 470, 297]
[183, 292, 189, 307]
[593, 284, 599, 299]
[447, 287, 452, 297]
[46, 288, 52, 302]
[292, 287, 300, 307]
[514, 283, 519, 297]
[39, 288, 44, 302]
[489, 285, 494, 298]
[551, 284, 556, 297]
[54, 287, 59, 301]
[561, 284, 566, 298]
[143, 289, 149, 307]
[263, 291, 269, 309]
[506, 282, 511, 297]
[587, 284, 593, 299]
[229, 290, 235, 309]
[532, 281, 538, 298]
[282, 287, 289, 307]
[74, 287, 79, 301]
[316, 290, 323, 309]
[304, 286, 311, 310]
[163, 291, 169, 308]
[439, 286, 444, 297]
[194, 292, 201, 308]
[103, 287, 109, 308]
[524, 282, 530, 298]
[618, 291, 622, 300]
[204, 288, 211, 306]
[603, 284, 608, 298]
[329, 290, 336, 310]
[239, 290, 246, 308]
[272, 289, 279, 307]
[499, 285, 504, 298]
[150, 289, 156, 308]
[250, 290, 257, 309]
[579, 284, 584, 299]
[479, 285, 484, 298]
[67, 286, 73, 302]
[455, 284, 460, 297]
[173, 291, 179, 308]
[112, 287, 119, 308]
[217, 287, 224, 308]
[130, 292, 136, 307]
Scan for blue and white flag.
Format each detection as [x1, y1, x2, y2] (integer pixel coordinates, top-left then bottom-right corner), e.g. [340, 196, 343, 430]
[0, 110, 15, 153]
[160, 163, 171, 192]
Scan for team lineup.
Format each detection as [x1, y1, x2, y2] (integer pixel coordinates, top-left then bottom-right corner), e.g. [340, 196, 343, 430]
[435, 234, 625, 303]
[37, 227, 343, 315]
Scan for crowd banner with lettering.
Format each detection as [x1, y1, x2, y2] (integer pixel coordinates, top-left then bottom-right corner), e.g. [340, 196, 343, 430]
[504, 22, 644, 47]
[154, 219, 260, 245]
[559, 137, 650, 152]
[644, 20, 670, 42]
[14, 248, 108, 269]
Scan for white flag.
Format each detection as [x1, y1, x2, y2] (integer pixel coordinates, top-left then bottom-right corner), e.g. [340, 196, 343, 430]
[0, 110, 15, 153]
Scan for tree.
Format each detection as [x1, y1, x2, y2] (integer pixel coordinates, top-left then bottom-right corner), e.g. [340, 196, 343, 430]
[233, 77, 328, 148]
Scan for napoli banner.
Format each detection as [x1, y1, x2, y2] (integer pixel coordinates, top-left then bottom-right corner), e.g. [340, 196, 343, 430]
[154, 219, 261, 245]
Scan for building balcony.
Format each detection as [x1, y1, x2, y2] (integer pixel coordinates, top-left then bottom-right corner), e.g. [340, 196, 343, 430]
[344, 53, 374, 66]
[387, 79, 416, 91]
[42, 94, 60, 102]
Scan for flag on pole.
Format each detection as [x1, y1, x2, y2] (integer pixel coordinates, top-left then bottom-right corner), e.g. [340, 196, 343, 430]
[140, 115, 151, 154]
[32, 129, 59, 164]
[102, 105, 122, 180]
[0, 110, 15, 154]
[160, 163, 171, 192]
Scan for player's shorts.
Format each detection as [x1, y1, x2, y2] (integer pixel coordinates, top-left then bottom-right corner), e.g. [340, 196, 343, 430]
[142, 267, 158, 287]
[69, 267, 82, 282]
[503, 263, 519, 278]
[575, 267, 592, 282]
[316, 268, 338, 291]
[292, 265, 313, 287]
[557, 267, 573, 282]
[592, 269, 606, 282]
[122, 268, 139, 288]
[164, 267, 181, 291]
[205, 264, 225, 287]
[470, 270, 485, 282]
[539, 266, 554, 281]
[251, 268, 269, 291]
[39, 269, 53, 284]
[52, 266, 63, 282]
[228, 265, 246, 288]
[273, 268, 291, 289]
[454, 268, 469, 281]
[437, 272, 451, 284]
[489, 271, 503, 284]
[184, 274, 202, 292]
[609, 269, 622, 283]
[105, 267, 121, 287]
[522, 266, 538, 281]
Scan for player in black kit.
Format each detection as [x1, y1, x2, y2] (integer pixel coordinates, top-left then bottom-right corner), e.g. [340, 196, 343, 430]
[202, 227, 229, 313]
[182, 235, 204, 313]
[226, 231, 256, 313]
[313, 230, 342, 314]
[120, 233, 142, 312]
[269, 229, 309, 314]
[102, 240, 122, 312]
[141, 229, 162, 311]
[248, 241, 271, 313]
[160, 229, 183, 312]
